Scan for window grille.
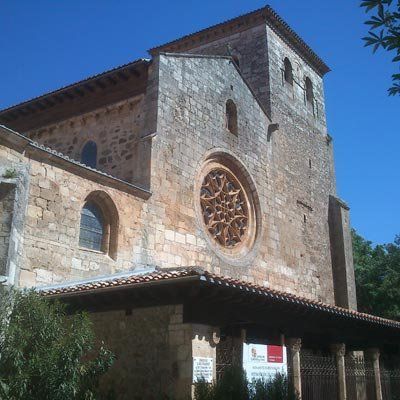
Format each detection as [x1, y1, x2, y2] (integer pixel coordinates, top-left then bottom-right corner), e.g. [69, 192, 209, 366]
[79, 202, 104, 251]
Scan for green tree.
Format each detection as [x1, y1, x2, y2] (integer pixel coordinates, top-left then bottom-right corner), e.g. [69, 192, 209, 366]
[361, 0, 400, 95]
[194, 367, 297, 400]
[0, 288, 114, 400]
[352, 229, 400, 320]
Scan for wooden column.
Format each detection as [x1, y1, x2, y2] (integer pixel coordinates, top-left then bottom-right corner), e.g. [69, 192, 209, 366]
[367, 348, 383, 400]
[331, 343, 347, 400]
[287, 338, 302, 399]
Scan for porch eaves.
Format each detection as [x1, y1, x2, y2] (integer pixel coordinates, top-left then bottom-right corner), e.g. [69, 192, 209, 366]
[40, 267, 400, 331]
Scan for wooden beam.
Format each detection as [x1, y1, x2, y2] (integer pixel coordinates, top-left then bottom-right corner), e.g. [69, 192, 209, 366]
[0, 115, 12, 122]
[128, 67, 141, 77]
[107, 76, 117, 85]
[43, 98, 55, 107]
[36, 101, 47, 110]
[17, 108, 29, 116]
[74, 88, 85, 97]
[52, 95, 65, 104]
[117, 71, 130, 81]
[84, 84, 96, 93]
[95, 79, 107, 89]
[63, 91, 75, 100]
[9, 111, 19, 120]
[25, 105, 37, 114]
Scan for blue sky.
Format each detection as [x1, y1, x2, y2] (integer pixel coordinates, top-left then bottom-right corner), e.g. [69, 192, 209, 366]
[1, 1, 399, 244]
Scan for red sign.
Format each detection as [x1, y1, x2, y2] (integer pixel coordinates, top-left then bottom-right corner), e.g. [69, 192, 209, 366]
[267, 345, 284, 363]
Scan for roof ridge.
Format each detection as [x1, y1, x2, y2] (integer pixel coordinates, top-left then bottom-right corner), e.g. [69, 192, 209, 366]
[0, 58, 150, 115]
[148, 5, 329, 76]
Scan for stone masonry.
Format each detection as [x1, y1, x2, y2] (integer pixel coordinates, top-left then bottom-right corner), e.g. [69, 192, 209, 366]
[0, 7, 355, 306]
[0, 6, 362, 398]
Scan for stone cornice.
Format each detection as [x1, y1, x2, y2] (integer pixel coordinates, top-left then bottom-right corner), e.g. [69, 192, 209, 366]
[149, 6, 330, 77]
[0, 59, 150, 132]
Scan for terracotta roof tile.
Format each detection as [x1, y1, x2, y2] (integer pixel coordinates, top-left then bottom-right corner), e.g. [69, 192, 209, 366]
[0, 125, 151, 198]
[0, 58, 149, 115]
[40, 267, 400, 330]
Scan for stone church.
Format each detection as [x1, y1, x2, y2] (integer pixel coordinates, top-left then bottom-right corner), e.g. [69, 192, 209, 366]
[0, 5, 399, 400]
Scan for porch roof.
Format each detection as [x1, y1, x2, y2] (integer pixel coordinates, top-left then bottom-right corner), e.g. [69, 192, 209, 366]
[40, 267, 400, 350]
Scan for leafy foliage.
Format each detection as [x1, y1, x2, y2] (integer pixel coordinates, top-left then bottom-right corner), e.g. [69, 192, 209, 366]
[361, 0, 400, 95]
[250, 373, 297, 400]
[2, 169, 17, 179]
[194, 367, 297, 400]
[352, 229, 400, 320]
[0, 287, 114, 400]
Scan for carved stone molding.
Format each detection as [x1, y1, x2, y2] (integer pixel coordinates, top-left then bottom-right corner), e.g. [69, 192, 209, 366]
[287, 338, 302, 353]
[366, 348, 380, 362]
[330, 343, 346, 358]
[200, 169, 248, 248]
[195, 152, 261, 265]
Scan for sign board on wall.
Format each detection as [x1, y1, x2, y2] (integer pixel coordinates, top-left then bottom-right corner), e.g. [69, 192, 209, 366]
[193, 357, 214, 383]
[242, 343, 287, 382]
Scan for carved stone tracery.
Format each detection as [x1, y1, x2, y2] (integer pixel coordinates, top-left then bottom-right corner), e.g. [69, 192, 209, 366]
[200, 169, 248, 248]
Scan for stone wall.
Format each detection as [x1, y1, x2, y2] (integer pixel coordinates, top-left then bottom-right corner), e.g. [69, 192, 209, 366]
[265, 26, 339, 303]
[151, 53, 336, 303]
[21, 158, 148, 286]
[0, 146, 30, 285]
[91, 305, 193, 400]
[186, 24, 271, 115]
[0, 138, 152, 287]
[162, 20, 352, 304]
[0, 182, 16, 276]
[0, 27, 353, 307]
[90, 305, 221, 400]
[329, 196, 357, 310]
[26, 96, 146, 184]
[265, 24, 327, 130]
[1, 51, 339, 303]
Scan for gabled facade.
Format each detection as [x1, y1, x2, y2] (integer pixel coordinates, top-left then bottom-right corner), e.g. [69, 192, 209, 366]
[1, 6, 397, 399]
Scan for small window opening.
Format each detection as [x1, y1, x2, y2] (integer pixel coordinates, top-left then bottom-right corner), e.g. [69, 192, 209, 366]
[305, 77, 314, 103]
[284, 58, 293, 85]
[309, 159, 312, 169]
[225, 99, 238, 135]
[79, 202, 104, 251]
[303, 214, 307, 223]
[81, 141, 97, 168]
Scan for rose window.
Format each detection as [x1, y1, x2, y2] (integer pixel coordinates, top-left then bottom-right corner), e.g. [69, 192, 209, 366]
[200, 169, 248, 248]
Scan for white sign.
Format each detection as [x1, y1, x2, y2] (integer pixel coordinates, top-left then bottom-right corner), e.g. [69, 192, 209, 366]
[193, 357, 214, 383]
[243, 343, 287, 382]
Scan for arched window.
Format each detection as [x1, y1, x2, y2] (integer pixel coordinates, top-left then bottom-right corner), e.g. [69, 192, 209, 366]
[79, 202, 104, 251]
[305, 77, 314, 103]
[284, 58, 293, 85]
[78, 191, 119, 259]
[81, 141, 97, 168]
[225, 99, 238, 135]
